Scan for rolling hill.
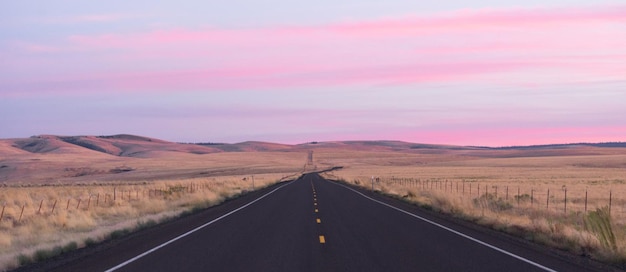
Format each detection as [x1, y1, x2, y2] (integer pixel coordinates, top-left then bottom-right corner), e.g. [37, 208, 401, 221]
[1, 134, 624, 184]
[1, 134, 625, 158]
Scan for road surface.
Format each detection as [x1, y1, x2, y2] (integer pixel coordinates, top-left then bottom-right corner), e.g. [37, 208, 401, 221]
[29, 173, 613, 271]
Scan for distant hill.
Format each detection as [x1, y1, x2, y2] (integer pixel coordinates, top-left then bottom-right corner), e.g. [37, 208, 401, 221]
[2, 134, 222, 157]
[1, 134, 625, 184]
[1, 134, 624, 158]
[473, 142, 626, 149]
[194, 141, 294, 152]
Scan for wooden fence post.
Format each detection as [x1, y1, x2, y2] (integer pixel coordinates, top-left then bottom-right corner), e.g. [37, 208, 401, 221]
[0, 204, 5, 221]
[19, 204, 25, 222]
[585, 190, 587, 212]
[51, 200, 57, 214]
[66, 199, 71, 210]
[563, 188, 567, 214]
[76, 198, 81, 210]
[546, 189, 550, 209]
[38, 199, 43, 214]
[609, 190, 612, 215]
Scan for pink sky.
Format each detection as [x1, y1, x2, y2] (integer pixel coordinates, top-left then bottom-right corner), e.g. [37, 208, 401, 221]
[1, 3, 625, 145]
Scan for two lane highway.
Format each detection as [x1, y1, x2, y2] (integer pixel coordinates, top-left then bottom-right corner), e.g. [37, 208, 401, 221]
[47, 174, 604, 271]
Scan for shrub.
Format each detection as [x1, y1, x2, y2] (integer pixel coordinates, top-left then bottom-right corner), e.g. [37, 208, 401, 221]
[515, 194, 531, 202]
[473, 193, 513, 211]
[84, 238, 97, 247]
[109, 228, 131, 239]
[17, 254, 32, 266]
[33, 247, 60, 262]
[63, 241, 78, 252]
[137, 219, 157, 230]
[584, 206, 617, 252]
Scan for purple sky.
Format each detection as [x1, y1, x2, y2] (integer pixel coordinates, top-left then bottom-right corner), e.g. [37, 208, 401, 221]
[1, 1, 625, 146]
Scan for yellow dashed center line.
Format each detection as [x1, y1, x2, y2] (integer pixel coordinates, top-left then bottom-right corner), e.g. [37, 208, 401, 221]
[312, 184, 324, 244]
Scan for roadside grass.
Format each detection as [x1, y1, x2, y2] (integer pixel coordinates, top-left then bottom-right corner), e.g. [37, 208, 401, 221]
[0, 173, 295, 271]
[318, 153, 626, 267]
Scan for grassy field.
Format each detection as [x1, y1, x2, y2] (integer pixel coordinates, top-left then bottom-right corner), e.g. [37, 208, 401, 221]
[316, 149, 626, 265]
[0, 140, 307, 271]
[0, 173, 300, 270]
[2, 136, 626, 269]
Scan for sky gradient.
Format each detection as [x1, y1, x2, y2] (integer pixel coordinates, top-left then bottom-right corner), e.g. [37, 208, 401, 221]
[1, 1, 625, 146]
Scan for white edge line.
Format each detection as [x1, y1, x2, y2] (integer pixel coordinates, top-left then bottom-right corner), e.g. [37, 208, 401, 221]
[105, 181, 294, 272]
[328, 180, 558, 272]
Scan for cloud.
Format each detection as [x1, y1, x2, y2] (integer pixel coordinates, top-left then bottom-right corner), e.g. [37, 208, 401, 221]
[411, 125, 626, 147]
[328, 5, 626, 34]
[2, 5, 625, 97]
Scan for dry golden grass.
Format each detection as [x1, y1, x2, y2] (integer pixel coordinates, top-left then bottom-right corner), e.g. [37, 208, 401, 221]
[0, 148, 307, 184]
[0, 146, 306, 271]
[3, 138, 626, 269]
[316, 149, 626, 265]
[0, 173, 298, 271]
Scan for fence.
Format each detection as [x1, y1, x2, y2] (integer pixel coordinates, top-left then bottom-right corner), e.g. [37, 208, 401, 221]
[372, 177, 625, 218]
[0, 180, 238, 225]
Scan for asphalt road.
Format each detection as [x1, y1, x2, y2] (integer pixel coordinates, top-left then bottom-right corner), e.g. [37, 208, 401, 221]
[34, 173, 614, 272]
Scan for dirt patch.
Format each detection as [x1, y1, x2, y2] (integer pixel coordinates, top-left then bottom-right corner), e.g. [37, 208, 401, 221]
[109, 166, 134, 174]
[63, 168, 107, 177]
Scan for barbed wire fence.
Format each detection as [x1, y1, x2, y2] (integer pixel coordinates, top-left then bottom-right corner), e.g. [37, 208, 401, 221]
[370, 177, 624, 218]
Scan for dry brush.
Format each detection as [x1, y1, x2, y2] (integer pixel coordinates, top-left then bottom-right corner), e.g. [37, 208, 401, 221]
[0, 173, 294, 271]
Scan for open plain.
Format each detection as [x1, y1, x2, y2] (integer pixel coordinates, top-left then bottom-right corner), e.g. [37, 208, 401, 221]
[1, 135, 626, 270]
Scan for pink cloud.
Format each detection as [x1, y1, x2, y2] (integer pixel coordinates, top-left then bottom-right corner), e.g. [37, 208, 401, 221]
[3, 5, 626, 97]
[327, 5, 626, 36]
[391, 125, 626, 147]
[60, 5, 626, 55]
[4, 60, 537, 97]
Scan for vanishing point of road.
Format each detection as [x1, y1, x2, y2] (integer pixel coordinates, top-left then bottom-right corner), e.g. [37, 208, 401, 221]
[33, 173, 612, 271]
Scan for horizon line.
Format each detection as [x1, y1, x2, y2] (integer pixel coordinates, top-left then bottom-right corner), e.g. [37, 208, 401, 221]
[6, 133, 625, 149]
